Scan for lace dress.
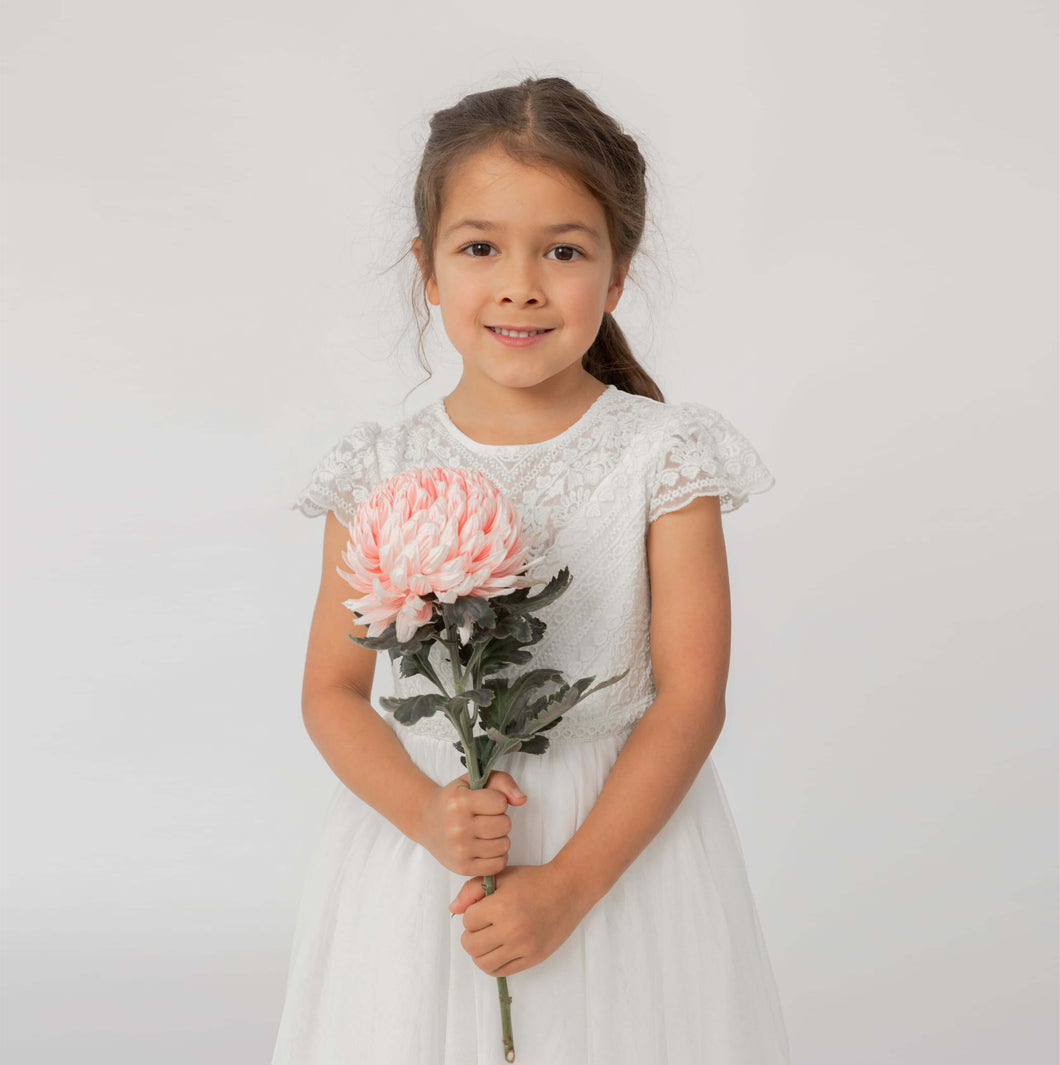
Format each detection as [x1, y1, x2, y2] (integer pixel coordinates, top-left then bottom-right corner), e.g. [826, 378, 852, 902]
[271, 383, 790, 1064]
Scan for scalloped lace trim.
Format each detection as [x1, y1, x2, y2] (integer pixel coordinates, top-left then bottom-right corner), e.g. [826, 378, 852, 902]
[647, 402, 776, 522]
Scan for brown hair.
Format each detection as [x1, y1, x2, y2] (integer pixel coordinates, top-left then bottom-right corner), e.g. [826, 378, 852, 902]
[404, 75, 665, 402]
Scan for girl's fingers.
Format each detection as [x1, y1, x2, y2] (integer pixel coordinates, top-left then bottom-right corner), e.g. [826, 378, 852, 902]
[449, 876, 486, 915]
[473, 812, 513, 838]
[461, 924, 504, 960]
[475, 834, 511, 858]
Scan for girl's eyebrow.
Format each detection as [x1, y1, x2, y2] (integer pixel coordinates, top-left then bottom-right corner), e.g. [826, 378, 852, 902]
[442, 219, 602, 243]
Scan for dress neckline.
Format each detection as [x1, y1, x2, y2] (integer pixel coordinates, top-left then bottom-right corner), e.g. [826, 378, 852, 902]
[433, 384, 617, 454]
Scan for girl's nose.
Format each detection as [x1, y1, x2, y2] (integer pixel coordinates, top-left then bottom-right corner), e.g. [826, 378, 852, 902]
[497, 257, 545, 305]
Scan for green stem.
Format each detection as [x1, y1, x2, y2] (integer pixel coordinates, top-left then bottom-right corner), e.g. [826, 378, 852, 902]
[446, 636, 466, 694]
[446, 636, 517, 1062]
[463, 750, 517, 1062]
[444, 634, 474, 736]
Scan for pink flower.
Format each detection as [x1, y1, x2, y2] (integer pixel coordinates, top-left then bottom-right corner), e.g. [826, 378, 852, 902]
[337, 467, 546, 644]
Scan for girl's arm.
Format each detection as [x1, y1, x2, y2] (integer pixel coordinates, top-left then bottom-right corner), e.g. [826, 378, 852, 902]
[549, 494, 731, 908]
[299, 511, 438, 843]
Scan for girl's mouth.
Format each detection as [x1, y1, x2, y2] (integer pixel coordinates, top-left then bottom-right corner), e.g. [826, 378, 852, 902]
[486, 326, 554, 348]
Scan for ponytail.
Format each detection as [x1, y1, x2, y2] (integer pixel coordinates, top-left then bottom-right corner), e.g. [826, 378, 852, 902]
[583, 312, 665, 402]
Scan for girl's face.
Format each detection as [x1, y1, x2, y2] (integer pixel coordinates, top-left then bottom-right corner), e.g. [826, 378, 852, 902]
[414, 144, 627, 394]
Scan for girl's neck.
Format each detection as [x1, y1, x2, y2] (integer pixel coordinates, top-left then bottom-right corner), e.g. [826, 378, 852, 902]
[442, 373, 607, 447]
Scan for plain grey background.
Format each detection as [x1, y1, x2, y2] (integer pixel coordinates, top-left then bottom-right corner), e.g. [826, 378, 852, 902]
[2, 1, 1056, 1062]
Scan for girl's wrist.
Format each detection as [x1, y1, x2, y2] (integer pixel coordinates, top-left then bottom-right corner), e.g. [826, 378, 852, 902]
[546, 853, 603, 918]
[408, 778, 442, 847]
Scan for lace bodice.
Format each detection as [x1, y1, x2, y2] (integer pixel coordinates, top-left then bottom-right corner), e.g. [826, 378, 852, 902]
[291, 384, 775, 743]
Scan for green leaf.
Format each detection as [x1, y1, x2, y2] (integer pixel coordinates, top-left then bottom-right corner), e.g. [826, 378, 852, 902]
[379, 692, 448, 726]
[517, 734, 551, 755]
[451, 732, 496, 780]
[347, 631, 394, 651]
[504, 668, 565, 729]
[465, 687, 495, 706]
[440, 595, 498, 640]
[395, 643, 435, 682]
[475, 677, 513, 732]
[512, 567, 573, 613]
[488, 566, 572, 614]
[477, 642, 536, 676]
[446, 687, 495, 727]
[348, 612, 445, 654]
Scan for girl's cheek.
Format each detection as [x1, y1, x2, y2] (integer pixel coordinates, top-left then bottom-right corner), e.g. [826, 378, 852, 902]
[567, 283, 609, 317]
[568, 273, 609, 300]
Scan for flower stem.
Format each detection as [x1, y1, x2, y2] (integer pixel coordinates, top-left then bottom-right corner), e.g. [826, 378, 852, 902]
[446, 637, 466, 694]
[443, 634, 517, 1060]
[453, 656, 517, 1062]
[482, 871, 516, 1061]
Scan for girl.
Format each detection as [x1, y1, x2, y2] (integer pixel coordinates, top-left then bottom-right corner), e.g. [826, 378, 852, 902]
[273, 75, 790, 1064]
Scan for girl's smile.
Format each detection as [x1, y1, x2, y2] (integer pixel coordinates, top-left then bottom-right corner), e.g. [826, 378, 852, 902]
[486, 325, 555, 347]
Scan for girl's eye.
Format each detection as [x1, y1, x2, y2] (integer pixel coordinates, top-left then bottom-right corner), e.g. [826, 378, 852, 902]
[458, 242, 584, 261]
[546, 245, 583, 262]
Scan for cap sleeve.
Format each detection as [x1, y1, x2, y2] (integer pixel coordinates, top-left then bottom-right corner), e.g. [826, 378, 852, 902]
[648, 402, 776, 522]
[290, 421, 383, 526]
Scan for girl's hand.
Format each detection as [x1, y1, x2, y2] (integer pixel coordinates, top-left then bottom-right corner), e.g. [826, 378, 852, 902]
[417, 770, 527, 876]
[448, 863, 587, 978]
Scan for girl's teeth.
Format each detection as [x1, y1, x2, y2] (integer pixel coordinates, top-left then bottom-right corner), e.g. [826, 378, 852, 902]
[490, 327, 549, 338]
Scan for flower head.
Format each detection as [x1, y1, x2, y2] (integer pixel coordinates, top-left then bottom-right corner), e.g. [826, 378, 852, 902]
[338, 467, 546, 643]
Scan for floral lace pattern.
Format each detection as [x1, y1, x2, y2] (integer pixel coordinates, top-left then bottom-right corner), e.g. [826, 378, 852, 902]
[291, 384, 775, 743]
[648, 401, 777, 522]
[290, 421, 383, 526]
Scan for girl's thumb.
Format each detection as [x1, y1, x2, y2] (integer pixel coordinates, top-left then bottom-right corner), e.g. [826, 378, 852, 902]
[449, 878, 482, 914]
[487, 770, 526, 802]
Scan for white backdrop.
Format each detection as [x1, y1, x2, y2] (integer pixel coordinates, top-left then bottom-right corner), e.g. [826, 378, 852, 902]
[2, 1, 1056, 1062]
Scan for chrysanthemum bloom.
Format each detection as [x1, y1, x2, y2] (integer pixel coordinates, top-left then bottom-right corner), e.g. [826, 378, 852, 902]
[337, 467, 547, 644]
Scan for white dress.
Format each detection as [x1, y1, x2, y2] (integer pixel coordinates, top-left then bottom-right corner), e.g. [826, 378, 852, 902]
[272, 383, 790, 1064]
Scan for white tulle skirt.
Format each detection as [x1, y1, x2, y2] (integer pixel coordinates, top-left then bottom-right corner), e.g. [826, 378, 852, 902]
[270, 712, 790, 1065]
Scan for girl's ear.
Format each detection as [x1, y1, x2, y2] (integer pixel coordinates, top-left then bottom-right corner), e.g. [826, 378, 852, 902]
[411, 237, 440, 306]
[605, 259, 630, 314]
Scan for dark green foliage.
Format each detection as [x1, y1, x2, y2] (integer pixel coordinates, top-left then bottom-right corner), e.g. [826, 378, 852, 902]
[481, 670, 629, 757]
[348, 564, 629, 778]
[439, 595, 497, 638]
[380, 685, 494, 726]
[348, 616, 442, 655]
[396, 643, 440, 683]
[489, 567, 573, 615]
[453, 732, 495, 772]
[378, 691, 447, 726]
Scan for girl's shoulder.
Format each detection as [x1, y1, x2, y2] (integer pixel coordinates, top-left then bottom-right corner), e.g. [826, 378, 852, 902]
[290, 419, 385, 525]
[626, 392, 777, 520]
[288, 399, 436, 524]
[613, 388, 744, 439]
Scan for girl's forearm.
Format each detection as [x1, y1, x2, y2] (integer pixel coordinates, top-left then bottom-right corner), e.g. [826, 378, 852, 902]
[302, 688, 439, 845]
[549, 691, 726, 910]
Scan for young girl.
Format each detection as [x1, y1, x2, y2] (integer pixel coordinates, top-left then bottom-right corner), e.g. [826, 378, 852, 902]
[273, 76, 790, 1064]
